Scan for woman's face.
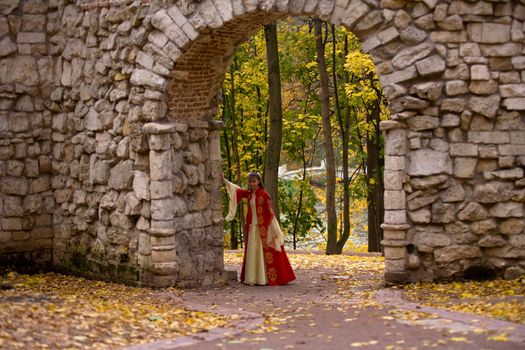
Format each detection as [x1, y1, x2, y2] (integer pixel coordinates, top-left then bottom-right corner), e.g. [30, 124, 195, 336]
[248, 176, 260, 190]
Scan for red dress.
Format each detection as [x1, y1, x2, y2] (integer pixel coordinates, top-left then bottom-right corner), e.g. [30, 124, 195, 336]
[228, 183, 296, 286]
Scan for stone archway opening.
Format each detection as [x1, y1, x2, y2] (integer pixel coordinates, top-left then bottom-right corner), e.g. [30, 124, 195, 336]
[172, 15, 384, 262]
[156, 6, 406, 287]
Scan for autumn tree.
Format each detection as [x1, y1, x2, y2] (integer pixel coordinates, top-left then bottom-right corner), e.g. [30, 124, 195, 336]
[315, 19, 338, 255]
[263, 21, 283, 218]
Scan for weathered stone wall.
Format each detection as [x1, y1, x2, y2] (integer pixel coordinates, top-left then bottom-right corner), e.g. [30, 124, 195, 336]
[0, 0, 524, 286]
[0, 0, 56, 271]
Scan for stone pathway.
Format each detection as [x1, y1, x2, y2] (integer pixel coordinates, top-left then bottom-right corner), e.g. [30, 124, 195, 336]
[127, 262, 525, 350]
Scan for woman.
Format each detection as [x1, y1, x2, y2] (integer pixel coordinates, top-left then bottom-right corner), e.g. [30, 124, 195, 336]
[223, 172, 296, 286]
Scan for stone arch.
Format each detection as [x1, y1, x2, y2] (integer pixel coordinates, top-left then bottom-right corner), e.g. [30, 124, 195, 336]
[133, 0, 421, 286]
[1, 0, 524, 287]
[135, 0, 455, 286]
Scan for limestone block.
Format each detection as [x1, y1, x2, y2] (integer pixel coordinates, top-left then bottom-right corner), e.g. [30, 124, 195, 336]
[384, 210, 406, 225]
[353, 10, 382, 33]
[411, 174, 448, 190]
[89, 157, 110, 185]
[392, 43, 433, 70]
[150, 180, 172, 200]
[503, 98, 525, 110]
[437, 15, 463, 31]
[302, 0, 317, 14]
[3, 217, 22, 230]
[453, 157, 477, 179]
[182, 164, 199, 185]
[408, 149, 452, 176]
[408, 208, 431, 224]
[384, 170, 403, 190]
[3, 196, 23, 217]
[500, 84, 525, 98]
[490, 202, 523, 218]
[485, 246, 524, 259]
[487, 168, 524, 181]
[480, 43, 522, 57]
[444, 63, 469, 80]
[150, 150, 172, 181]
[473, 182, 512, 203]
[499, 145, 525, 156]
[430, 30, 467, 43]
[470, 65, 490, 81]
[117, 137, 129, 159]
[470, 219, 497, 235]
[440, 98, 465, 113]
[0, 56, 40, 85]
[133, 170, 150, 201]
[416, 231, 451, 250]
[415, 14, 435, 31]
[130, 69, 168, 91]
[449, 143, 477, 157]
[384, 190, 405, 210]
[416, 55, 446, 76]
[316, 0, 334, 20]
[394, 10, 410, 30]
[468, 131, 509, 144]
[341, 0, 369, 29]
[400, 25, 427, 45]
[410, 82, 443, 101]
[385, 128, 406, 156]
[457, 202, 488, 221]
[0, 36, 17, 57]
[445, 80, 467, 96]
[148, 134, 171, 151]
[380, 66, 417, 86]
[0, 177, 28, 196]
[467, 80, 497, 95]
[434, 245, 482, 264]
[384, 246, 406, 260]
[479, 235, 506, 248]
[108, 160, 134, 190]
[468, 95, 500, 119]
[468, 23, 510, 44]
[432, 202, 456, 224]
[500, 219, 525, 235]
[407, 115, 439, 131]
[173, 196, 187, 217]
[408, 193, 438, 211]
[151, 198, 175, 221]
[440, 184, 465, 203]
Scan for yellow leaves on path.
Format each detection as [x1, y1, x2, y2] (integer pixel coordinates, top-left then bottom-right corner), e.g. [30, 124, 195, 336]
[402, 277, 525, 324]
[0, 272, 228, 349]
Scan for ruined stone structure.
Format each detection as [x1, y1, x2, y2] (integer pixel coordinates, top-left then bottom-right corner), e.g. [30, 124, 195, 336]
[0, 0, 524, 286]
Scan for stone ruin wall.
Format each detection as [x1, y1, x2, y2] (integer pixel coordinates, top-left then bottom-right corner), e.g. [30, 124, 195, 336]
[0, 0, 524, 287]
[0, 0, 56, 270]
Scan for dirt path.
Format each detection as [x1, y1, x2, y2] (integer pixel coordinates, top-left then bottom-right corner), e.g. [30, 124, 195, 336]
[130, 261, 525, 350]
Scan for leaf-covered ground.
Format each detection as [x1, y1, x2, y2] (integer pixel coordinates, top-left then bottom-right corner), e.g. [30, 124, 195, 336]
[1, 253, 524, 349]
[0, 272, 228, 349]
[401, 278, 525, 324]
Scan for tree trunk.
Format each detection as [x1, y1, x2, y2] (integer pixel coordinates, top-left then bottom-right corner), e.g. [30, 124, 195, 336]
[221, 91, 238, 250]
[263, 21, 283, 219]
[315, 19, 338, 255]
[330, 25, 350, 254]
[229, 63, 245, 245]
[366, 99, 384, 253]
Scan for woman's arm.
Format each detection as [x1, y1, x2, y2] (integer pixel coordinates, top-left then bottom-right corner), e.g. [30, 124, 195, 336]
[223, 178, 250, 221]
